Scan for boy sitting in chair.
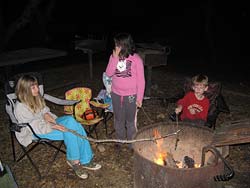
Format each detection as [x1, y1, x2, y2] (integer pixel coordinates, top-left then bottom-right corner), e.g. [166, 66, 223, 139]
[175, 74, 210, 125]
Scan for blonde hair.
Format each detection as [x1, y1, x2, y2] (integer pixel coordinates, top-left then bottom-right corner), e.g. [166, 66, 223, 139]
[192, 74, 208, 86]
[15, 75, 46, 113]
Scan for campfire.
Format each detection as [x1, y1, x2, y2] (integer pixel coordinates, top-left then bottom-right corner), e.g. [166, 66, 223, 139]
[153, 129, 168, 166]
[132, 122, 229, 188]
[153, 128, 201, 168]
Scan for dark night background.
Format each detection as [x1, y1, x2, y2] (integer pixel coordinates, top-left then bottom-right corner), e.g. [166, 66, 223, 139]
[0, 0, 247, 81]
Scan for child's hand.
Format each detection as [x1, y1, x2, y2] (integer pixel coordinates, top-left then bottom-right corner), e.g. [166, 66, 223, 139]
[189, 108, 196, 115]
[112, 46, 121, 58]
[175, 105, 182, 114]
[44, 113, 56, 124]
[52, 124, 66, 132]
[136, 101, 142, 108]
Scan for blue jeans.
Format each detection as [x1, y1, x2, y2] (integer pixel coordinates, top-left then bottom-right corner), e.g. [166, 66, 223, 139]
[36, 116, 93, 164]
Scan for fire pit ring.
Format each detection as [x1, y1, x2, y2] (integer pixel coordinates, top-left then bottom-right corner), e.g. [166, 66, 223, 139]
[132, 122, 229, 188]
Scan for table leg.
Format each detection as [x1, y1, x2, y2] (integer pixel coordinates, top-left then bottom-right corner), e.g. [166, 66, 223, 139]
[145, 66, 152, 97]
[88, 51, 93, 79]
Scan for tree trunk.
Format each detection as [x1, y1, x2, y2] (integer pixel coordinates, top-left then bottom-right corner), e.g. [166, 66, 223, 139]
[1, 0, 56, 50]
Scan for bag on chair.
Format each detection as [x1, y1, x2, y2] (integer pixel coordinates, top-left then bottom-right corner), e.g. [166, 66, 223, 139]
[82, 109, 98, 120]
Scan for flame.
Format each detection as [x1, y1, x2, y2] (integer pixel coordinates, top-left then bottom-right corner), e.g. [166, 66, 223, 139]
[152, 129, 201, 168]
[194, 163, 201, 168]
[153, 129, 167, 166]
[176, 161, 201, 168]
[176, 161, 183, 168]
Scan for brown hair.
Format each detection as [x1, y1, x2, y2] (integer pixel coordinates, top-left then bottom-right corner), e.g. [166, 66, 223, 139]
[192, 74, 208, 86]
[114, 32, 136, 59]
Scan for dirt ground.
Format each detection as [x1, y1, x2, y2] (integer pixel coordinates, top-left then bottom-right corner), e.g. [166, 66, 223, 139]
[0, 52, 250, 188]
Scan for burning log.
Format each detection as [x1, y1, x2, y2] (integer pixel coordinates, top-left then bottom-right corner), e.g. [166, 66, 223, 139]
[183, 156, 195, 168]
[162, 152, 178, 168]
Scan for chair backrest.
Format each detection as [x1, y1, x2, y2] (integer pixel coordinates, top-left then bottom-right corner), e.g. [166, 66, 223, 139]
[5, 72, 44, 96]
[182, 77, 230, 128]
[184, 77, 220, 99]
[5, 72, 45, 132]
[5, 93, 18, 125]
[102, 72, 113, 112]
[103, 72, 112, 96]
[183, 77, 229, 111]
[64, 87, 92, 121]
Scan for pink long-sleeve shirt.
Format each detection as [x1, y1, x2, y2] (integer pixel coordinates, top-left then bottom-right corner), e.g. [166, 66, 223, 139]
[105, 53, 145, 103]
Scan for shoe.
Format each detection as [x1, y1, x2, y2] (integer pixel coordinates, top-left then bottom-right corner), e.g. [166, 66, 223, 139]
[67, 160, 88, 179]
[82, 161, 102, 171]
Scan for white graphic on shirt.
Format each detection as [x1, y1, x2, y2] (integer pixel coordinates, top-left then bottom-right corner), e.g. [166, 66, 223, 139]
[117, 60, 126, 72]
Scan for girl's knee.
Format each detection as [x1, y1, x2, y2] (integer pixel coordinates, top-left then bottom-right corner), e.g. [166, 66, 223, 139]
[57, 116, 78, 128]
[64, 115, 76, 122]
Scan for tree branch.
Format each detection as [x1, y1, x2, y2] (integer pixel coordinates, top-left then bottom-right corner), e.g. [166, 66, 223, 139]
[64, 127, 181, 144]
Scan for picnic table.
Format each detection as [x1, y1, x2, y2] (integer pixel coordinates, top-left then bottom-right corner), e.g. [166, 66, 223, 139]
[136, 42, 171, 97]
[74, 39, 106, 80]
[0, 47, 67, 81]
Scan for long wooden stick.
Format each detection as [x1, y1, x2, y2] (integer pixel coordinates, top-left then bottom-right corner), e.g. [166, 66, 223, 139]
[64, 127, 181, 144]
[140, 106, 154, 124]
[174, 114, 180, 150]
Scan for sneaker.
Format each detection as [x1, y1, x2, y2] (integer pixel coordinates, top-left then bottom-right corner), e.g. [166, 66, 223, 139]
[67, 160, 88, 179]
[82, 161, 102, 171]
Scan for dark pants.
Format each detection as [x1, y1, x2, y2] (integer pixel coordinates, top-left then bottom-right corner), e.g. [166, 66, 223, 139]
[111, 92, 137, 141]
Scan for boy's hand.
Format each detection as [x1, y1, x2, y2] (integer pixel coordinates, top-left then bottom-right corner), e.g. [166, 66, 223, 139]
[189, 108, 196, 115]
[175, 105, 182, 114]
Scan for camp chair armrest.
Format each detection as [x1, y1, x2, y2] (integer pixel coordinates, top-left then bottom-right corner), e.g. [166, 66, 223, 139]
[24, 123, 43, 140]
[44, 93, 80, 106]
[10, 123, 28, 132]
[10, 121, 45, 140]
[89, 100, 110, 109]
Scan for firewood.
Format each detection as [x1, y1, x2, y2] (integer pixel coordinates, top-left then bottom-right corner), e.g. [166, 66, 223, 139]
[183, 156, 195, 168]
[164, 152, 178, 168]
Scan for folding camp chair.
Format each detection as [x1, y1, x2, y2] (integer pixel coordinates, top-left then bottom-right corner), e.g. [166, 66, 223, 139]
[64, 87, 109, 139]
[169, 77, 230, 129]
[94, 72, 114, 137]
[4, 72, 79, 179]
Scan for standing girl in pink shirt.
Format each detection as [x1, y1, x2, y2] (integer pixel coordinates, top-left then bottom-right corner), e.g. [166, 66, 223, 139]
[105, 33, 145, 149]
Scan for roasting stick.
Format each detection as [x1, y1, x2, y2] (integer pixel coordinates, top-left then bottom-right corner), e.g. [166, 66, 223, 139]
[140, 106, 154, 123]
[50, 122, 181, 144]
[65, 128, 180, 143]
[174, 114, 180, 150]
